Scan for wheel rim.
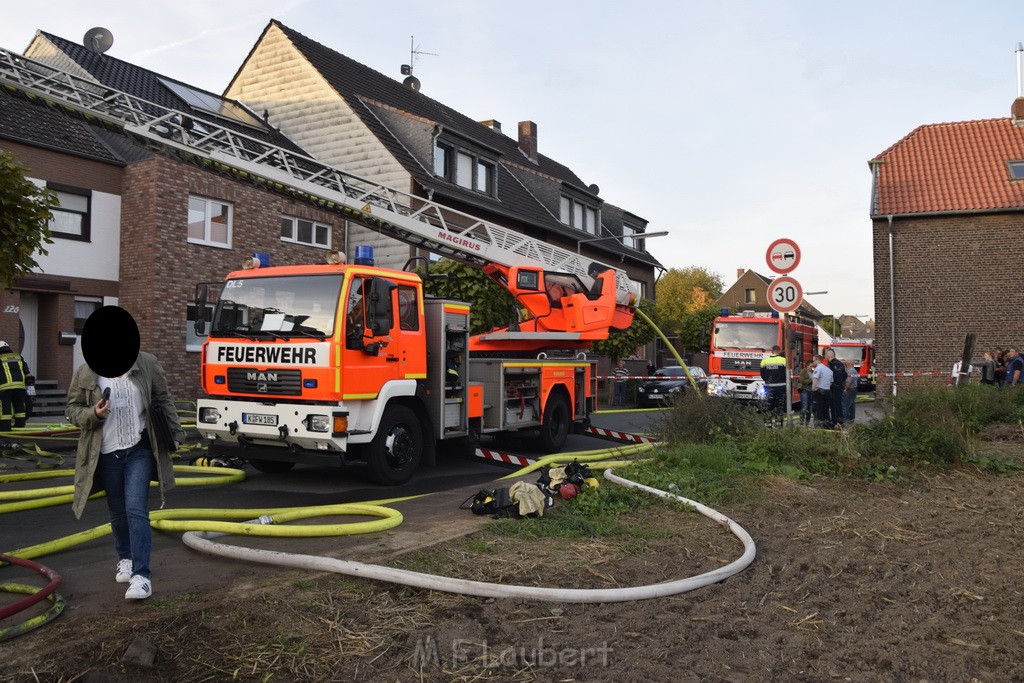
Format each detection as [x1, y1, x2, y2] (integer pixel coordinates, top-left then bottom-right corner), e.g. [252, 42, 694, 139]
[383, 424, 415, 469]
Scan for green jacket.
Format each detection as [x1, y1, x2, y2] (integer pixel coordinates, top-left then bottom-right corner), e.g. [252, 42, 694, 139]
[65, 352, 185, 519]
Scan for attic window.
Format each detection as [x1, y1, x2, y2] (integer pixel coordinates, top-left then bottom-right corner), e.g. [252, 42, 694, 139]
[158, 78, 264, 129]
[433, 142, 496, 196]
[1010, 161, 1024, 180]
[559, 195, 599, 235]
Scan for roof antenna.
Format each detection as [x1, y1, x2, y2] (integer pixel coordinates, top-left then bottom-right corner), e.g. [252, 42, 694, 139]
[400, 36, 437, 92]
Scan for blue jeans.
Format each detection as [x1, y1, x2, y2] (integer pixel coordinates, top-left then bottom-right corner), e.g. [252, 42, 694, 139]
[613, 381, 627, 406]
[97, 440, 155, 579]
[800, 388, 812, 424]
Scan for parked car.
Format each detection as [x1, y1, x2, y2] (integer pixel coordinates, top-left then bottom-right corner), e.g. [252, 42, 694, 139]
[636, 366, 708, 407]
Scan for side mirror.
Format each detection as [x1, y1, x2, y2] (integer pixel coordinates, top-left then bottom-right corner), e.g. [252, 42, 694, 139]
[367, 277, 396, 337]
[193, 284, 209, 336]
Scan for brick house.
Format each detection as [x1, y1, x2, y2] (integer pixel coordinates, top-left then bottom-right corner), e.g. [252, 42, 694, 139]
[1, 35, 346, 403]
[717, 269, 824, 318]
[870, 96, 1024, 394]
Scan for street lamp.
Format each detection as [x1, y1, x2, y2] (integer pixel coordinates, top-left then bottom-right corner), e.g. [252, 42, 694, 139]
[576, 230, 670, 253]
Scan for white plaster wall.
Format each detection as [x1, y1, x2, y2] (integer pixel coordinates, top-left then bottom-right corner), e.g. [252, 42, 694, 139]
[32, 182, 121, 280]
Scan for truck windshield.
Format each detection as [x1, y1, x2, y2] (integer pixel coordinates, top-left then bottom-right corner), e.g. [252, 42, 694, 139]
[211, 274, 343, 339]
[713, 322, 779, 351]
[830, 346, 864, 361]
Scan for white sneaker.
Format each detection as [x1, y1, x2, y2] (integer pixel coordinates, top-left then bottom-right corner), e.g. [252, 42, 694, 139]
[116, 559, 133, 583]
[125, 574, 152, 600]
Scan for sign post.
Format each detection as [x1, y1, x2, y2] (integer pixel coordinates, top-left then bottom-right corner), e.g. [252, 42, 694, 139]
[766, 240, 803, 427]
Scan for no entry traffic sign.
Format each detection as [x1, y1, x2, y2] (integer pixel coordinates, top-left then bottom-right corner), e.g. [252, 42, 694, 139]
[767, 276, 803, 313]
[766, 238, 801, 275]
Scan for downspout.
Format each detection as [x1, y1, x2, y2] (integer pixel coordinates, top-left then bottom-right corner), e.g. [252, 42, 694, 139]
[887, 215, 897, 398]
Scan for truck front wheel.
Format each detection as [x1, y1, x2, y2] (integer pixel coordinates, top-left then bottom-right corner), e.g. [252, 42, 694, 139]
[535, 391, 570, 453]
[366, 405, 422, 485]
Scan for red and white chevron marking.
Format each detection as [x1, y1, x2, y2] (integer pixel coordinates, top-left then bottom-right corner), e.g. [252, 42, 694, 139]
[584, 426, 658, 444]
[473, 448, 536, 467]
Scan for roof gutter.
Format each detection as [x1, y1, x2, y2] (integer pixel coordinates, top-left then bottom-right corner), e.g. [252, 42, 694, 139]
[887, 214, 897, 398]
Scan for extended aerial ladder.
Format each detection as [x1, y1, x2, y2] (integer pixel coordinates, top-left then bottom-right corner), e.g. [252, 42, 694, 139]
[0, 48, 639, 348]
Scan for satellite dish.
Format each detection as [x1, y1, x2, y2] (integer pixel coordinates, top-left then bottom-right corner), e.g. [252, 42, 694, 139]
[403, 75, 421, 91]
[588, 184, 600, 195]
[84, 27, 114, 54]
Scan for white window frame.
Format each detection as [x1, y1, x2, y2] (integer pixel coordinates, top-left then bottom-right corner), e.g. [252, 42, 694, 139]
[559, 195, 600, 234]
[1010, 160, 1024, 180]
[280, 215, 331, 248]
[187, 195, 233, 248]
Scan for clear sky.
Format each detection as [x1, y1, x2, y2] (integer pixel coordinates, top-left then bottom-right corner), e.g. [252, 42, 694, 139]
[3, 1, 1022, 319]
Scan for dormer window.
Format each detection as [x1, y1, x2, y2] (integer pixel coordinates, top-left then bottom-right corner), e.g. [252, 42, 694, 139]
[1010, 160, 1024, 179]
[434, 141, 496, 196]
[560, 195, 599, 235]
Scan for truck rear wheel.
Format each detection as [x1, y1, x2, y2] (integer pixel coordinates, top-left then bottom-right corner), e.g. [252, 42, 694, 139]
[535, 391, 570, 453]
[247, 458, 296, 474]
[366, 405, 422, 485]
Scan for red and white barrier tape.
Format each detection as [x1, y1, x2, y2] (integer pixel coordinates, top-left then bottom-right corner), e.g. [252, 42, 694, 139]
[473, 448, 536, 467]
[874, 371, 948, 377]
[584, 426, 658, 444]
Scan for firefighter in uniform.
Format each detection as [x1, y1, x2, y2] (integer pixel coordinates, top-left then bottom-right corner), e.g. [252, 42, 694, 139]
[759, 345, 787, 423]
[0, 341, 30, 431]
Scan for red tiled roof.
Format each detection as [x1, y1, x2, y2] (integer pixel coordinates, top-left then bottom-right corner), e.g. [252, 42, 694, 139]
[871, 118, 1024, 216]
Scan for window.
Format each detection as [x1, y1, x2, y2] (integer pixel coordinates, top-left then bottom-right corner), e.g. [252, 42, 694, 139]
[559, 195, 599, 234]
[158, 77, 265, 130]
[434, 144, 449, 177]
[74, 298, 102, 334]
[434, 141, 496, 196]
[48, 185, 91, 241]
[188, 196, 232, 248]
[744, 288, 757, 304]
[1010, 161, 1024, 179]
[186, 302, 215, 352]
[397, 285, 419, 331]
[623, 226, 638, 250]
[629, 278, 646, 300]
[280, 215, 331, 248]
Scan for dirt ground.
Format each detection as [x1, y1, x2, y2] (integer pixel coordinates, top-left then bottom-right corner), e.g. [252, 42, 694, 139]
[3, 439, 1024, 682]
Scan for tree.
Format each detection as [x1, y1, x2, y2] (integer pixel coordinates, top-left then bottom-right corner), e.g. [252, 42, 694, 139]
[0, 151, 54, 290]
[654, 266, 725, 350]
[591, 297, 659, 362]
[417, 259, 518, 335]
[818, 316, 842, 338]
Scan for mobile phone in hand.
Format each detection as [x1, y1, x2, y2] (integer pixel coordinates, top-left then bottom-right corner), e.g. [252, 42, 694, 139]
[101, 387, 111, 408]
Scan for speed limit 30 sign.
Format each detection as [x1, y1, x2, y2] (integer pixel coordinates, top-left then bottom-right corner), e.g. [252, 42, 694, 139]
[767, 276, 803, 313]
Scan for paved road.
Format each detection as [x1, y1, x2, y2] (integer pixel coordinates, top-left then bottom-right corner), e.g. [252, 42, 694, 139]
[1, 410, 660, 614]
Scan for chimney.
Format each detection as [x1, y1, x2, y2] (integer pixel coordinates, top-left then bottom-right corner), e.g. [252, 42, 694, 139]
[518, 120, 538, 162]
[479, 119, 502, 132]
[1015, 43, 1024, 126]
[736, 268, 745, 280]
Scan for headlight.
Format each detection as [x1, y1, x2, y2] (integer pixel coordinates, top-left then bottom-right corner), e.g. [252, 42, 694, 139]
[706, 380, 729, 397]
[669, 386, 682, 393]
[305, 414, 331, 433]
[198, 407, 221, 424]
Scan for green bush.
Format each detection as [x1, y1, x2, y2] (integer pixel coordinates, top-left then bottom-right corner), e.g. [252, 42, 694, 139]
[652, 391, 762, 444]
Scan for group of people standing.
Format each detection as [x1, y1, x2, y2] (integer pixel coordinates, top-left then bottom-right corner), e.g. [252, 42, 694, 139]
[758, 347, 858, 428]
[795, 350, 858, 429]
[969, 347, 1024, 386]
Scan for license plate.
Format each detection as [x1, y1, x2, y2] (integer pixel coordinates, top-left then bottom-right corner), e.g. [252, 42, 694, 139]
[242, 412, 278, 426]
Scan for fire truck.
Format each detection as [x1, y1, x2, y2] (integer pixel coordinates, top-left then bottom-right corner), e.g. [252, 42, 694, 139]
[821, 339, 876, 391]
[706, 310, 818, 402]
[0, 47, 641, 484]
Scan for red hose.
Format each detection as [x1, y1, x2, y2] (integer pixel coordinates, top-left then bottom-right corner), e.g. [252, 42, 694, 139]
[0, 554, 62, 620]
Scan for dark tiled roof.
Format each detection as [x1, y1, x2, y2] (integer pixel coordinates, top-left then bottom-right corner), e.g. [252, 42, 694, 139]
[0, 88, 128, 164]
[37, 32, 309, 156]
[270, 21, 659, 263]
[871, 117, 1024, 216]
